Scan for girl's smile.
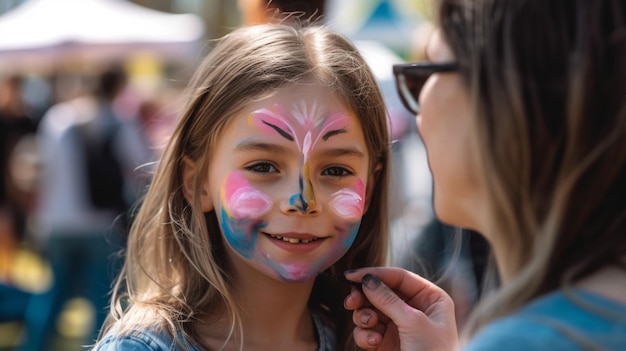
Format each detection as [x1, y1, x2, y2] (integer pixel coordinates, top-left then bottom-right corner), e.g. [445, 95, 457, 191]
[264, 232, 327, 254]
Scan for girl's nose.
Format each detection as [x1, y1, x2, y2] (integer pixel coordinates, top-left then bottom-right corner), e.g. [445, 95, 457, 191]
[281, 192, 321, 215]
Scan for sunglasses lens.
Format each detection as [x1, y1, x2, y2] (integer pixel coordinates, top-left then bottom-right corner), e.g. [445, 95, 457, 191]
[397, 73, 428, 115]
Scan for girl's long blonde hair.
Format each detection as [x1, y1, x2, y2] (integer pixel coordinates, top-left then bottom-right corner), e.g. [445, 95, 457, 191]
[98, 23, 390, 350]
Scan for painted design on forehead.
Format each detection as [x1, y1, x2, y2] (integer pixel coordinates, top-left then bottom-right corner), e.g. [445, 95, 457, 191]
[249, 100, 352, 211]
[329, 178, 366, 221]
[220, 171, 271, 259]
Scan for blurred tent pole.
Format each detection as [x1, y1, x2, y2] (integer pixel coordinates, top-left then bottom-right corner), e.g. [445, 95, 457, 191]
[0, 0, 205, 74]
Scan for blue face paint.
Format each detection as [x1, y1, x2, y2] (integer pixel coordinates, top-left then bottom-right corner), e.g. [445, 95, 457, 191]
[220, 206, 267, 259]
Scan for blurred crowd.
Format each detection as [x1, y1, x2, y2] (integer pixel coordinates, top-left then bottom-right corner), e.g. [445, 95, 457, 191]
[0, 61, 183, 350]
[0, 1, 490, 350]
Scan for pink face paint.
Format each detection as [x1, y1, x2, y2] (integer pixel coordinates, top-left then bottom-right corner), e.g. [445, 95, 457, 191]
[222, 172, 272, 219]
[279, 262, 315, 281]
[219, 171, 271, 259]
[330, 179, 366, 221]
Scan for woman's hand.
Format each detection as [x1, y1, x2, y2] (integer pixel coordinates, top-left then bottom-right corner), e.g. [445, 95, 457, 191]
[344, 267, 459, 351]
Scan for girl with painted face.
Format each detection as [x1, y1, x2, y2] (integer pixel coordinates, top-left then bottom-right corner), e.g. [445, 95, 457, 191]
[92, 23, 390, 351]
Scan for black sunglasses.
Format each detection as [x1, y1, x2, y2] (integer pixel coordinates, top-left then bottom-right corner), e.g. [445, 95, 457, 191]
[392, 62, 459, 115]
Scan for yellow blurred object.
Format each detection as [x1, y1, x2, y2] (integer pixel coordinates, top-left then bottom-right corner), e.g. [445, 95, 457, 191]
[0, 321, 22, 348]
[11, 248, 53, 293]
[126, 50, 164, 98]
[57, 297, 95, 339]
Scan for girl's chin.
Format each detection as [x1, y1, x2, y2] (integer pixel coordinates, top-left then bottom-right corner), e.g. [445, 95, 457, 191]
[275, 270, 318, 284]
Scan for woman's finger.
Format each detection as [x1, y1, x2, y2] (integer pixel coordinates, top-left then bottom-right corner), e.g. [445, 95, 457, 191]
[353, 321, 400, 350]
[344, 287, 367, 310]
[346, 288, 392, 325]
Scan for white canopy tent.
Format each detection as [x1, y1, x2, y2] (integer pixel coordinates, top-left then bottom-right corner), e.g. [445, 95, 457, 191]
[0, 0, 205, 72]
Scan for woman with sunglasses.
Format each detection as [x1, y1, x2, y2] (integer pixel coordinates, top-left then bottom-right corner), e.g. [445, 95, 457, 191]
[344, 0, 626, 350]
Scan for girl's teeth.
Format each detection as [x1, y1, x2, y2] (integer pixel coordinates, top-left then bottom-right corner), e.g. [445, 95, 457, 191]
[269, 234, 317, 244]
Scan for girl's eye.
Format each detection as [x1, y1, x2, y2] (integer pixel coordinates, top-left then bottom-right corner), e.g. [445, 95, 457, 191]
[322, 166, 353, 177]
[246, 162, 278, 174]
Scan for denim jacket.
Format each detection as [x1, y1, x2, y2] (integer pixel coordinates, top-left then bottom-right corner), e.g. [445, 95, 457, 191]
[93, 310, 337, 350]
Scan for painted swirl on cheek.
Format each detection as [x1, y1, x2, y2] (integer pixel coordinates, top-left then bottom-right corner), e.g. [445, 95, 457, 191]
[330, 178, 365, 255]
[220, 172, 271, 259]
[329, 178, 365, 221]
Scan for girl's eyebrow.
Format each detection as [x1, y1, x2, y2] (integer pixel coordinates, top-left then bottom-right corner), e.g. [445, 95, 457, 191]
[317, 147, 364, 158]
[322, 128, 347, 141]
[234, 139, 291, 153]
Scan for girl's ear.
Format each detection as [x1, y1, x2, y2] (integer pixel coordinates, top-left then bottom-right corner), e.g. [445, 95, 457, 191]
[363, 162, 383, 213]
[182, 157, 214, 212]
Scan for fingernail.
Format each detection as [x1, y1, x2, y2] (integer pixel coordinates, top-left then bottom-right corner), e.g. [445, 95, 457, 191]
[362, 274, 381, 290]
[344, 269, 356, 275]
[367, 335, 378, 346]
[360, 311, 371, 325]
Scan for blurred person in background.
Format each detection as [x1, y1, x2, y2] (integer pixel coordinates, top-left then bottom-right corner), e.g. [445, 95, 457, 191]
[0, 75, 38, 281]
[0, 74, 38, 325]
[18, 66, 153, 351]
